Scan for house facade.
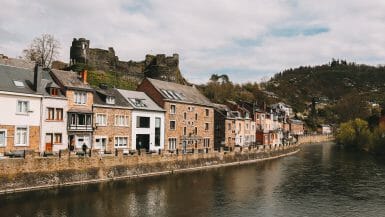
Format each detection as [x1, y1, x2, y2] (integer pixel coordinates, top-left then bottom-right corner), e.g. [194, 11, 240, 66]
[93, 87, 132, 152]
[0, 64, 42, 154]
[138, 78, 214, 153]
[118, 89, 165, 152]
[213, 104, 236, 150]
[51, 69, 94, 150]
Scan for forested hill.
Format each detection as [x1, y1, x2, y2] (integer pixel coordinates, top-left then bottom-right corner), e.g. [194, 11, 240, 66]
[265, 60, 385, 114]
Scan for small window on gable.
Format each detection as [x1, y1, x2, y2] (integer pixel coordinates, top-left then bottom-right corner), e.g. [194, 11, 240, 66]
[13, 80, 24, 87]
[50, 88, 58, 96]
[106, 96, 115, 105]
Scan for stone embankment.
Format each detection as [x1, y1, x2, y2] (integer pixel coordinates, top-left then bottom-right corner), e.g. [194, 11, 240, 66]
[0, 144, 300, 194]
[297, 134, 334, 144]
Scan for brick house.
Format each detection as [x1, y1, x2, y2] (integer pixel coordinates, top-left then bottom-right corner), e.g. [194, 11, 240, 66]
[213, 104, 236, 150]
[51, 69, 94, 151]
[137, 78, 214, 153]
[93, 86, 132, 152]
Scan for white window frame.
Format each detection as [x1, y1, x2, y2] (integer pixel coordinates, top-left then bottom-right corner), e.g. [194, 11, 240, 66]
[16, 100, 29, 114]
[14, 126, 29, 147]
[203, 138, 210, 147]
[170, 104, 176, 114]
[96, 113, 107, 126]
[106, 96, 115, 104]
[114, 136, 128, 148]
[74, 91, 87, 105]
[168, 137, 177, 150]
[0, 129, 7, 147]
[115, 115, 129, 127]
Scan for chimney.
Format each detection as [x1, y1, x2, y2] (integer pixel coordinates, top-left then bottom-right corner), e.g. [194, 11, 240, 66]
[34, 64, 43, 93]
[80, 70, 88, 84]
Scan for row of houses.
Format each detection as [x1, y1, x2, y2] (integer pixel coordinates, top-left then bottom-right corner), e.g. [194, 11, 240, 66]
[0, 61, 305, 156]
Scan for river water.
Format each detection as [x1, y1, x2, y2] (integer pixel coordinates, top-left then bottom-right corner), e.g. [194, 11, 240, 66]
[2, 142, 385, 217]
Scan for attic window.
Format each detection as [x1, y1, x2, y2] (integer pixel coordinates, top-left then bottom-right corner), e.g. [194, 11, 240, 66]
[160, 89, 184, 100]
[13, 80, 24, 87]
[50, 88, 58, 96]
[128, 98, 147, 107]
[106, 96, 115, 105]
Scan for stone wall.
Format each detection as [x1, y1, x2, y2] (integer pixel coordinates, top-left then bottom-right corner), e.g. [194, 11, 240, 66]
[0, 144, 300, 194]
[297, 134, 334, 144]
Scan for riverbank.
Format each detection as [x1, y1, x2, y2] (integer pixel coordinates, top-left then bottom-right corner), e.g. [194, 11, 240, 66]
[0, 144, 300, 194]
[297, 134, 334, 144]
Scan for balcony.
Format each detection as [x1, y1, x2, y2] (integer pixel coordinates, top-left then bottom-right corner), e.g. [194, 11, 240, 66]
[68, 112, 93, 132]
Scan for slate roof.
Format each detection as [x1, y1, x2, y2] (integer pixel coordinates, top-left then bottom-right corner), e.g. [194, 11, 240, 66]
[93, 87, 132, 108]
[0, 55, 35, 69]
[0, 64, 65, 98]
[50, 69, 93, 90]
[0, 64, 37, 94]
[117, 89, 164, 112]
[145, 78, 214, 107]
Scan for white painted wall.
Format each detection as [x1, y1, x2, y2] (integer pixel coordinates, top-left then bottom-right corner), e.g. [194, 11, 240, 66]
[0, 92, 41, 126]
[131, 110, 165, 151]
[40, 97, 68, 152]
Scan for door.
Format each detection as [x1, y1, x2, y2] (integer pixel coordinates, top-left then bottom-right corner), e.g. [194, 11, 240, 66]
[76, 135, 91, 149]
[136, 134, 150, 151]
[45, 133, 53, 152]
[95, 137, 107, 151]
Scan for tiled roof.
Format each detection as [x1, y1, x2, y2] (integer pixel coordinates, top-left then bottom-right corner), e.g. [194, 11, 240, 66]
[50, 69, 93, 90]
[146, 78, 214, 107]
[117, 89, 164, 112]
[93, 87, 132, 108]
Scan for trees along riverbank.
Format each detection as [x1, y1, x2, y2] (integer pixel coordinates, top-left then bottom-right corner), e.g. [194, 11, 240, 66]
[335, 118, 385, 154]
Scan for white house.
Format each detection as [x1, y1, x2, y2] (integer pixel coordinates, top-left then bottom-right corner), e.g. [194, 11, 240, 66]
[0, 64, 43, 155]
[117, 89, 165, 152]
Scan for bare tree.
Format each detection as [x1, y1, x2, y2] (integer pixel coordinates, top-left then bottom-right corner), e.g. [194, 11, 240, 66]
[23, 34, 60, 68]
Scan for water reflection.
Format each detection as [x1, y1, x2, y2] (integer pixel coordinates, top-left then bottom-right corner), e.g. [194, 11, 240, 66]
[2, 143, 385, 217]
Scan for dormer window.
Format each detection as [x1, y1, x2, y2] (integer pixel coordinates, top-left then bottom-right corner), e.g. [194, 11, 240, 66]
[13, 80, 24, 87]
[106, 96, 115, 105]
[50, 88, 59, 96]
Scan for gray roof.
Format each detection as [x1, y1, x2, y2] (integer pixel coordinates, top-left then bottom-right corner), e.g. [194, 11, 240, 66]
[146, 78, 214, 107]
[50, 69, 93, 90]
[0, 64, 37, 94]
[93, 87, 132, 108]
[117, 89, 164, 112]
[0, 55, 35, 69]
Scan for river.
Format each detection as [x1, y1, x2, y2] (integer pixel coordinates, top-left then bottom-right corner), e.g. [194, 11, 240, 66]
[1, 142, 385, 217]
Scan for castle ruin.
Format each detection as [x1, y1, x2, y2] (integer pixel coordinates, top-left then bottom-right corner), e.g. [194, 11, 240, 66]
[69, 38, 185, 83]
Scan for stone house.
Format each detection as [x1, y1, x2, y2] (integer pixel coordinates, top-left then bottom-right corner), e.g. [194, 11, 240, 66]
[92, 86, 132, 152]
[0, 64, 42, 154]
[137, 78, 214, 153]
[50, 69, 94, 150]
[289, 119, 304, 136]
[117, 89, 165, 152]
[213, 104, 236, 150]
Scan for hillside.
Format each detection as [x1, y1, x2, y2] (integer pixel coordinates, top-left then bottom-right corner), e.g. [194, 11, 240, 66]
[264, 59, 385, 124]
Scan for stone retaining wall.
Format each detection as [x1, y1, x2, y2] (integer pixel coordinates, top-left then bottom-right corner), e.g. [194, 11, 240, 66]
[298, 134, 334, 144]
[0, 144, 300, 194]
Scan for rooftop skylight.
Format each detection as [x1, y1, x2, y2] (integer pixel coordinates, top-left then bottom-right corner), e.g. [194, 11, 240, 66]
[13, 80, 24, 87]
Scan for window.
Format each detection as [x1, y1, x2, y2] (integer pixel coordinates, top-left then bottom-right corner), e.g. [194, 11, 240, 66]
[13, 80, 25, 87]
[246, 123, 249, 130]
[115, 115, 129, 126]
[54, 133, 62, 144]
[137, 116, 150, 128]
[183, 127, 187, 135]
[245, 112, 250, 118]
[195, 113, 198, 120]
[96, 114, 107, 126]
[205, 123, 209, 131]
[155, 117, 161, 147]
[47, 108, 63, 121]
[204, 138, 210, 147]
[228, 123, 231, 130]
[205, 109, 209, 117]
[170, 104, 176, 114]
[17, 100, 29, 114]
[170, 120, 176, 130]
[114, 137, 128, 148]
[194, 127, 198, 135]
[74, 91, 87, 104]
[50, 88, 58, 96]
[168, 138, 177, 150]
[0, 130, 6, 147]
[183, 112, 187, 120]
[106, 96, 115, 104]
[128, 98, 147, 107]
[15, 127, 28, 146]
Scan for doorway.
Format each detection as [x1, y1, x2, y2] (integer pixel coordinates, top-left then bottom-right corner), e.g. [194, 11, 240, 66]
[45, 133, 53, 152]
[136, 134, 150, 151]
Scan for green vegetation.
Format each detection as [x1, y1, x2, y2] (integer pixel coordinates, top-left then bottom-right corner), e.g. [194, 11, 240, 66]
[336, 118, 385, 155]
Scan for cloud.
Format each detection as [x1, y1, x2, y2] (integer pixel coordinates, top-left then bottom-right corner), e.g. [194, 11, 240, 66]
[0, 0, 385, 84]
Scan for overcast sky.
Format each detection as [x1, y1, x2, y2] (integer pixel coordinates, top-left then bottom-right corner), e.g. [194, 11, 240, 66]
[1, 0, 385, 83]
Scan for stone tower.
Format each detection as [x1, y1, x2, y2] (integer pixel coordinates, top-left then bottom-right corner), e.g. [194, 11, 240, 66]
[70, 38, 90, 65]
